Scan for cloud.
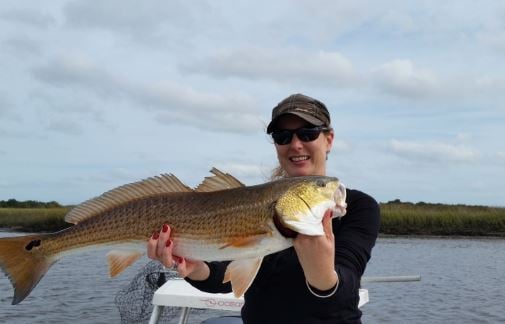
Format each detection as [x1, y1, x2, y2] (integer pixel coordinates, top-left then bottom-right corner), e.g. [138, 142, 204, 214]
[134, 81, 262, 133]
[0, 93, 21, 122]
[210, 162, 273, 184]
[0, 94, 12, 116]
[155, 109, 261, 133]
[475, 76, 505, 94]
[0, 127, 31, 139]
[0, 8, 55, 28]
[263, 1, 381, 44]
[137, 81, 253, 113]
[372, 59, 441, 99]
[61, 0, 376, 46]
[63, 0, 167, 33]
[31, 55, 261, 133]
[85, 168, 142, 184]
[180, 48, 357, 87]
[3, 36, 42, 56]
[371, 60, 505, 103]
[31, 55, 124, 98]
[331, 139, 351, 152]
[479, 30, 505, 54]
[32, 91, 100, 115]
[46, 119, 83, 135]
[62, 0, 206, 44]
[215, 162, 267, 179]
[388, 139, 479, 163]
[377, 9, 415, 34]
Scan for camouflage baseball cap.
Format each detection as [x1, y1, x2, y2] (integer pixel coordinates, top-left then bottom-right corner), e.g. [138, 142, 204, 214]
[266, 93, 331, 133]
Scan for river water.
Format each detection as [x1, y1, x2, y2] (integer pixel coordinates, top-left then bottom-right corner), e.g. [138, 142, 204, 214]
[0, 231, 504, 324]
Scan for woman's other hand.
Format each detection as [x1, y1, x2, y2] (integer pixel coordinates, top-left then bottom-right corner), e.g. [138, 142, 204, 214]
[147, 224, 209, 280]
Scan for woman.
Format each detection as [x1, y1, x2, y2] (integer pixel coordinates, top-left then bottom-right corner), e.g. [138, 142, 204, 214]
[147, 93, 380, 323]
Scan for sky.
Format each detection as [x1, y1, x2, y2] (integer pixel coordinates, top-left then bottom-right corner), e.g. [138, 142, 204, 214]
[0, 1, 504, 207]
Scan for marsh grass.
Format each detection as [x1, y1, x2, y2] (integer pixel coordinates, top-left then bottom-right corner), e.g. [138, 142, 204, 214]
[0, 208, 71, 232]
[380, 202, 505, 236]
[1, 203, 505, 236]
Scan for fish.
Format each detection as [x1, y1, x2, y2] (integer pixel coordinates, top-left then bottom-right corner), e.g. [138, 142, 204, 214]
[0, 168, 347, 305]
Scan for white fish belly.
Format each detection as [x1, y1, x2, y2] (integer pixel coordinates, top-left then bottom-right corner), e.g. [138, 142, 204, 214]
[173, 225, 293, 261]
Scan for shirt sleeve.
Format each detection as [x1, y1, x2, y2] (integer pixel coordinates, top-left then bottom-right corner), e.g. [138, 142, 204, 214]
[184, 261, 232, 294]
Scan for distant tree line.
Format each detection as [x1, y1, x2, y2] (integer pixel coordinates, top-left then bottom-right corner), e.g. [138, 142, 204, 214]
[0, 199, 62, 208]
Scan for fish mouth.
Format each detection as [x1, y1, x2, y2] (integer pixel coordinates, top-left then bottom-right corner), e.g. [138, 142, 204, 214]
[289, 155, 310, 162]
[332, 183, 348, 217]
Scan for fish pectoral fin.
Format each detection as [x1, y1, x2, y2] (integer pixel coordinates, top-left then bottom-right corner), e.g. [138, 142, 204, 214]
[223, 257, 263, 297]
[219, 234, 268, 249]
[107, 250, 144, 278]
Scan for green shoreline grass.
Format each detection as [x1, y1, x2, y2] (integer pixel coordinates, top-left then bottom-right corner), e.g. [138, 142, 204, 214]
[0, 207, 71, 232]
[1, 202, 505, 236]
[380, 202, 505, 237]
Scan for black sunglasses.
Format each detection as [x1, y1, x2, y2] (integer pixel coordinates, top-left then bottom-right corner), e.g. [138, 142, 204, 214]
[271, 126, 330, 145]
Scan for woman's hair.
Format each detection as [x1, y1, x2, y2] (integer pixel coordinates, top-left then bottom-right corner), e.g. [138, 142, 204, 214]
[270, 165, 288, 180]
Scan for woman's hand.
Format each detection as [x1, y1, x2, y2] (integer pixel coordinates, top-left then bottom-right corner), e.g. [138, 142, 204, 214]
[293, 209, 338, 291]
[147, 224, 209, 280]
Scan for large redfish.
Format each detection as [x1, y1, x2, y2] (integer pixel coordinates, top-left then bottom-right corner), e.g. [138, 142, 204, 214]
[0, 168, 346, 304]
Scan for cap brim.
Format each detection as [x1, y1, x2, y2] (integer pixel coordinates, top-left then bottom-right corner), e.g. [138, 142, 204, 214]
[266, 112, 324, 133]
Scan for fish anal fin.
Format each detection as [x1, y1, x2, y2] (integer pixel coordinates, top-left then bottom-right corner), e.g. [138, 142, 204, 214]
[194, 168, 245, 192]
[107, 250, 144, 277]
[223, 257, 263, 297]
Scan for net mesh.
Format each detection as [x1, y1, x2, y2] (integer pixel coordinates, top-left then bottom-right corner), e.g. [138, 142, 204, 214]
[114, 261, 206, 323]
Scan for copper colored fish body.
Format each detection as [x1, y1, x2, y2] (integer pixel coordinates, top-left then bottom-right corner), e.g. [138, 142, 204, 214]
[0, 168, 347, 304]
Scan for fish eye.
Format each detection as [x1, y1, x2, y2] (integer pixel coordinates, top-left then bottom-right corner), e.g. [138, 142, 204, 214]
[316, 180, 326, 187]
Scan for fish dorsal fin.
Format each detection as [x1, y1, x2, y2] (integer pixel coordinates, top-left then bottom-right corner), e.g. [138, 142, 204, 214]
[194, 168, 245, 192]
[223, 257, 263, 297]
[65, 174, 191, 224]
[107, 250, 144, 277]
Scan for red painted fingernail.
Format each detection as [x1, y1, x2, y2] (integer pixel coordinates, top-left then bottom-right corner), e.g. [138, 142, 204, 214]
[152, 231, 159, 240]
[162, 224, 169, 233]
[166, 239, 172, 247]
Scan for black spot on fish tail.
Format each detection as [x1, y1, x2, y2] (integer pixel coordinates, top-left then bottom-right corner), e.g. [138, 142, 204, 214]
[25, 240, 41, 251]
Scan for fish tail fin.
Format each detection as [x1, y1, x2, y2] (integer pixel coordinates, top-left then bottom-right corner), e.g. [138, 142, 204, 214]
[0, 234, 57, 305]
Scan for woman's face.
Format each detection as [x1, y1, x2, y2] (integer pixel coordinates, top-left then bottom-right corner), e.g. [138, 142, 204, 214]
[273, 114, 334, 177]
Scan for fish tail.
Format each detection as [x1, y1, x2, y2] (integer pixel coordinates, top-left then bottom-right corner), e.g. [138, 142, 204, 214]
[0, 234, 57, 304]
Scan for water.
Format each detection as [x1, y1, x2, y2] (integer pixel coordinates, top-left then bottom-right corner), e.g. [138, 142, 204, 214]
[1, 231, 504, 323]
[362, 237, 505, 324]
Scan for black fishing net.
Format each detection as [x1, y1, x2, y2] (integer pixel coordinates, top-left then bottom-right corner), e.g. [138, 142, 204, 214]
[114, 260, 206, 323]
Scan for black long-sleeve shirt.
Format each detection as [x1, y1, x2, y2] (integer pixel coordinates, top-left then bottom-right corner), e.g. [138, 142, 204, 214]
[186, 188, 380, 324]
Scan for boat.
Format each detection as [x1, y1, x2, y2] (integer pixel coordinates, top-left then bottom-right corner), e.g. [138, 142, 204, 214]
[148, 279, 370, 324]
[148, 274, 421, 324]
